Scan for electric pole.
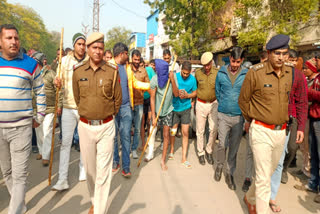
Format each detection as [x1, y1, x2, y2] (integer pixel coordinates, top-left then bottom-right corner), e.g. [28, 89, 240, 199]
[92, 0, 100, 32]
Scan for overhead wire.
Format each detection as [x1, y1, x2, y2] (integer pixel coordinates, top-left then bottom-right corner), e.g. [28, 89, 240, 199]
[110, 0, 146, 19]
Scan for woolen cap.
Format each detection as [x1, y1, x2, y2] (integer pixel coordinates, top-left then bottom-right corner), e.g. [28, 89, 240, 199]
[86, 32, 104, 46]
[201, 52, 213, 65]
[306, 58, 318, 73]
[72, 33, 86, 47]
[266, 34, 290, 50]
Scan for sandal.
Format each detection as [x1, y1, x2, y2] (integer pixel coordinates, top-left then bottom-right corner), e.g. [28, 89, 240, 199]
[269, 202, 281, 213]
[181, 161, 191, 169]
[168, 153, 174, 160]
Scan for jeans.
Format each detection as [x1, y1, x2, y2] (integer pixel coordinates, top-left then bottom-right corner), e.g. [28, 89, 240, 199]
[131, 104, 143, 151]
[113, 104, 132, 171]
[72, 124, 79, 145]
[270, 132, 290, 200]
[309, 119, 320, 190]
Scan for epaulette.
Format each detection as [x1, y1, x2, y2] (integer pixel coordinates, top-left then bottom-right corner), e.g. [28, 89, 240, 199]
[252, 63, 264, 71]
[73, 61, 85, 71]
[284, 62, 294, 67]
[106, 61, 118, 70]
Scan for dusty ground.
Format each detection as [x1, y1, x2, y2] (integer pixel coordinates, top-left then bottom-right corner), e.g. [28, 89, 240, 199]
[0, 130, 319, 214]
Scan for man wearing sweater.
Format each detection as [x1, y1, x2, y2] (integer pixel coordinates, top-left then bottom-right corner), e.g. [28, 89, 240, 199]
[0, 24, 46, 214]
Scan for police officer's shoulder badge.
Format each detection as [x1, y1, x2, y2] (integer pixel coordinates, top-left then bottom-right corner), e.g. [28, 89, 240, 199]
[73, 61, 85, 71]
[106, 61, 118, 70]
[284, 62, 294, 67]
[252, 63, 264, 71]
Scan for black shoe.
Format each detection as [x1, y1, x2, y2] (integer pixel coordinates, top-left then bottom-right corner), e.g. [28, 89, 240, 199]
[225, 174, 236, 190]
[214, 165, 223, 181]
[281, 171, 288, 184]
[74, 143, 80, 152]
[199, 155, 205, 165]
[242, 178, 251, 192]
[205, 152, 214, 165]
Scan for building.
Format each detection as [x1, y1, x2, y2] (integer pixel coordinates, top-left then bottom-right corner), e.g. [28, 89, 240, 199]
[129, 32, 146, 58]
[145, 10, 159, 60]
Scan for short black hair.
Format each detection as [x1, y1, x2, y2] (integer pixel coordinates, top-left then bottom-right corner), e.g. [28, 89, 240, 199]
[113, 42, 128, 57]
[163, 49, 171, 56]
[0, 24, 18, 35]
[150, 59, 155, 64]
[104, 49, 112, 55]
[182, 61, 191, 71]
[230, 46, 245, 59]
[131, 49, 141, 58]
[289, 49, 298, 58]
[259, 50, 268, 60]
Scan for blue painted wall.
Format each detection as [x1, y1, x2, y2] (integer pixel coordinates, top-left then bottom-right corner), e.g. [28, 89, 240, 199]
[147, 10, 159, 38]
[136, 33, 146, 48]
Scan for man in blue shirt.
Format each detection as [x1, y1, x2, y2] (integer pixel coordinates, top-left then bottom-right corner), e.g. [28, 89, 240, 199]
[214, 47, 247, 190]
[170, 61, 197, 168]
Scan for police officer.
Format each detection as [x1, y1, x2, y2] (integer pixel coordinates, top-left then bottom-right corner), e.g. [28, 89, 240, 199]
[238, 34, 293, 214]
[72, 32, 122, 214]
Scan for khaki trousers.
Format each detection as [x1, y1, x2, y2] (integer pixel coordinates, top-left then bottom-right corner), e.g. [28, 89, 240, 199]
[195, 100, 218, 156]
[246, 120, 286, 214]
[78, 119, 115, 214]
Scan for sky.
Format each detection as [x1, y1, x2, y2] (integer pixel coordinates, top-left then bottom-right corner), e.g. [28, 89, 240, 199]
[8, 0, 152, 48]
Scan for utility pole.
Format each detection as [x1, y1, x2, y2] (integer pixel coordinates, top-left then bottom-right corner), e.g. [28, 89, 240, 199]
[92, 0, 100, 32]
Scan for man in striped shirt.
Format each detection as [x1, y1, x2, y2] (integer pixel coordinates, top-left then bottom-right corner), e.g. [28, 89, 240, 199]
[0, 24, 46, 214]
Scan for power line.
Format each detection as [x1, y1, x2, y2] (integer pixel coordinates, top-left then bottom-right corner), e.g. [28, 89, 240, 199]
[111, 0, 146, 19]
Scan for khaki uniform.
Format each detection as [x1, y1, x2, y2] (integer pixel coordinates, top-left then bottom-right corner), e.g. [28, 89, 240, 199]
[73, 60, 122, 214]
[34, 66, 63, 160]
[195, 67, 219, 156]
[238, 61, 292, 214]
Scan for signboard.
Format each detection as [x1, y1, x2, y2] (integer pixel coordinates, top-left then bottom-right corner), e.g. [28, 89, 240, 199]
[149, 33, 154, 44]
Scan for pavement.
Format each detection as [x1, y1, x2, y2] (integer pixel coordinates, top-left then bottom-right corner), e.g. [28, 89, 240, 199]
[0, 130, 319, 214]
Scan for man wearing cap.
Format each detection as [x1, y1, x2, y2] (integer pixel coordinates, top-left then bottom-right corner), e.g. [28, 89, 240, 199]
[73, 32, 122, 214]
[195, 52, 218, 166]
[52, 32, 88, 191]
[0, 24, 46, 214]
[239, 34, 293, 214]
[214, 47, 247, 191]
[306, 57, 320, 204]
[32, 52, 63, 167]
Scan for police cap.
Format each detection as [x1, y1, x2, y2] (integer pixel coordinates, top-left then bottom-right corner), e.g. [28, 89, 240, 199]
[201, 52, 213, 65]
[266, 34, 290, 51]
[86, 32, 104, 46]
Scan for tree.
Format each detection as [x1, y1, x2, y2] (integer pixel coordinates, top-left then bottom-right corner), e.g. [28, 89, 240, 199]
[235, 0, 319, 54]
[0, 0, 60, 63]
[144, 0, 227, 59]
[104, 26, 132, 51]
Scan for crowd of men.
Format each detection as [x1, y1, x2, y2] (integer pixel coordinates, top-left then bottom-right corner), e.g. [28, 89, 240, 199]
[0, 23, 320, 214]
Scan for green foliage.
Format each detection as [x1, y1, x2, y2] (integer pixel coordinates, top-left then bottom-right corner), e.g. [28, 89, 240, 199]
[104, 26, 132, 51]
[144, 0, 227, 58]
[0, 0, 60, 63]
[235, 0, 319, 54]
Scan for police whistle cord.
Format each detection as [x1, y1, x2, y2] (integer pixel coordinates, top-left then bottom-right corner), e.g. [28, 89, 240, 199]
[137, 54, 178, 167]
[48, 28, 64, 186]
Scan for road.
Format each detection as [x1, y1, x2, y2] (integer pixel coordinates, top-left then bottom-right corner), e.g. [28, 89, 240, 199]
[0, 130, 318, 214]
